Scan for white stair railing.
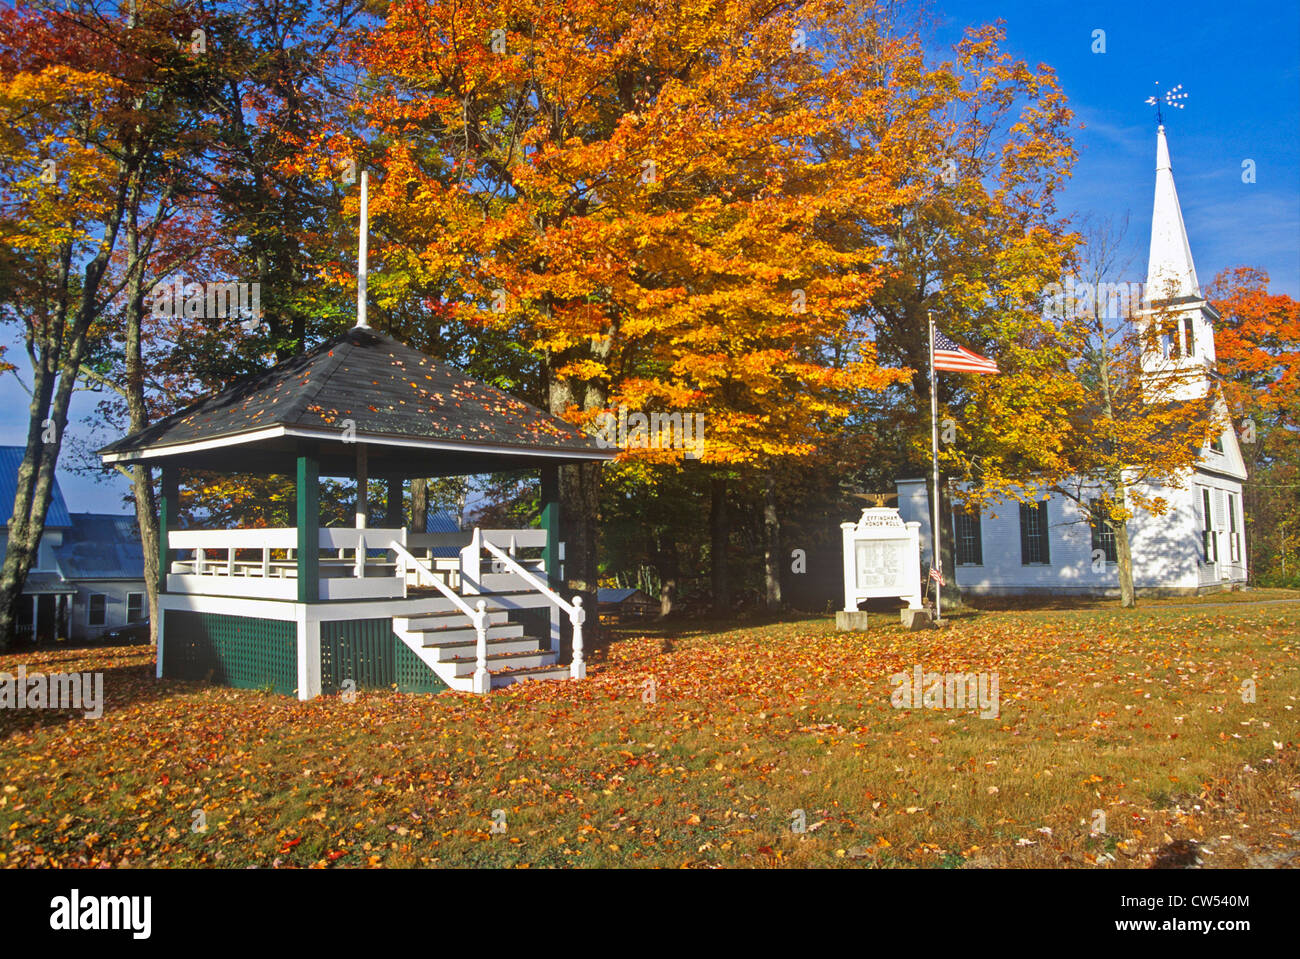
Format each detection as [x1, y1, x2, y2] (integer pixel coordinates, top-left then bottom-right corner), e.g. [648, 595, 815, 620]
[392, 542, 490, 693]
[479, 538, 586, 680]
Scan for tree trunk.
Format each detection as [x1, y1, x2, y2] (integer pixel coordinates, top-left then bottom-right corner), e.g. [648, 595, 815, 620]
[0, 337, 56, 646]
[545, 344, 608, 648]
[710, 474, 729, 615]
[0, 238, 73, 647]
[410, 477, 428, 532]
[1112, 507, 1137, 608]
[558, 460, 601, 639]
[122, 211, 161, 647]
[0, 324, 96, 646]
[655, 533, 679, 619]
[763, 473, 782, 610]
[132, 464, 161, 641]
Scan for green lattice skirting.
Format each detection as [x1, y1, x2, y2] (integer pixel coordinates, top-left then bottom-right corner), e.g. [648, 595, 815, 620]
[164, 610, 297, 695]
[319, 618, 447, 695]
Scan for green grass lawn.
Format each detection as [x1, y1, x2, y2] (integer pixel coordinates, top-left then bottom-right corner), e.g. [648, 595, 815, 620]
[1, 598, 1297, 868]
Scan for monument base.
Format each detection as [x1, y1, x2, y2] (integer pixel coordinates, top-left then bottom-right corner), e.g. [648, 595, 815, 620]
[835, 610, 871, 632]
[900, 608, 934, 630]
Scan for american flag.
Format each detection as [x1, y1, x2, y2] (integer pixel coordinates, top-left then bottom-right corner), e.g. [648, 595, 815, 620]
[933, 329, 1000, 375]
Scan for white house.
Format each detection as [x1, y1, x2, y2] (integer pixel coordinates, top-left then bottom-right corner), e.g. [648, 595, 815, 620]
[1, 448, 149, 642]
[897, 125, 1248, 597]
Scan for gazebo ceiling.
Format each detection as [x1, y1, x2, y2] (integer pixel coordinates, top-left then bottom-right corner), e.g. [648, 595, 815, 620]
[98, 326, 615, 477]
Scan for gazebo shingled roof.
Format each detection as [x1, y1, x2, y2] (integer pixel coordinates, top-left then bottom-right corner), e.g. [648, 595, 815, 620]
[98, 327, 613, 477]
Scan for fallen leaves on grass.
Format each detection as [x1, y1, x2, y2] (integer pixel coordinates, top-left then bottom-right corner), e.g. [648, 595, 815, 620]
[0, 603, 1297, 868]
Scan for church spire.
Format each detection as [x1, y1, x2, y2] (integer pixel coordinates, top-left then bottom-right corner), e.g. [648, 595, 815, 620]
[1146, 124, 1201, 302]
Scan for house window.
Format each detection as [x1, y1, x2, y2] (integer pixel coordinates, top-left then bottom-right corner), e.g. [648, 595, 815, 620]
[1089, 500, 1118, 564]
[1200, 488, 1216, 564]
[1019, 501, 1051, 565]
[954, 511, 983, 566]
[126, 592, 145, 624]
[1210, 432, 1224, 453]
[87, 594, 107, 627]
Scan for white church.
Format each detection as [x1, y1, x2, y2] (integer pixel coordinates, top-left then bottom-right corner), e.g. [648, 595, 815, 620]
[897, 125, 1248, 597]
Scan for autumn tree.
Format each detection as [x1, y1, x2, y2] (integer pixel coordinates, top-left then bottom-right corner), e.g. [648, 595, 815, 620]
[333, 0, 1040, 619]
[953, 222, 1217, 607]
[579, 13, 1080, 615]
[853, 24, 1074, 602]
[61, 0, 379, 644]
[1208, 266, 1300, 584]
[0, 1, 217, 645]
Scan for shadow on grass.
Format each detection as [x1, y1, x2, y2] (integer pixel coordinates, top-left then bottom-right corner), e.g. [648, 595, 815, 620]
[584, 587, 1282, 658]
[0, 658, 193, 737]
[588, 601, 993, 658]
[597, 609, 821, 642]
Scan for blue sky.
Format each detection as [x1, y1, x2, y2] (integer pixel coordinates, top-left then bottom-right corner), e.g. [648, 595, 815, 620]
[4, 0, 1298, 515]
[932, 0, 1300, 293]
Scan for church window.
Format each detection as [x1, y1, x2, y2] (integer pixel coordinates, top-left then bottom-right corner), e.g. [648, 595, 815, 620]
[1019, 501, 1051, 565]
[1228, 494, 1240, 563]
[1089, 500, 1118, 564]
[1180, 316, 1195, 357]
[954, 511, 983, 566]
[1200, 488, 1217, 563]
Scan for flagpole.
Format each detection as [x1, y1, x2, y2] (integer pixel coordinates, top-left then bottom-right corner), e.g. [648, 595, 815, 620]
[929, 311, 943, 625]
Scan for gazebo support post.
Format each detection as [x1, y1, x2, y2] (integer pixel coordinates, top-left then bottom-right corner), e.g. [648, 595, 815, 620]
[541, 465, 561, 585]
[155, 465, 178, 679]
[296, 452, 322, 700]
[385, 478, 403, 528]
[540, 465, 563, 654]
[158, 465, 178, 595]
[296, 453, 320, 603]
[354, 444, 367, 529]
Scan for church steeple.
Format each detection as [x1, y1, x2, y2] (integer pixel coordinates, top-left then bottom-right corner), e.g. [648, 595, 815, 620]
[1146, 125, 1201, 302]
[1137, 124, 1219, 402]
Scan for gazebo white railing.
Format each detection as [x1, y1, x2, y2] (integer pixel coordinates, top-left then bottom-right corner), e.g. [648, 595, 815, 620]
[166, 526, 566, 601]
[475, 532, 586, 679]
[392, 541, 493, 693]
[166, 527, 410, 601]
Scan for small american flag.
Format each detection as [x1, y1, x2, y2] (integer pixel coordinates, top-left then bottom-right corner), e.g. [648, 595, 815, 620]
[929, 567, 945, 585]
[933, 329, 1000, 375]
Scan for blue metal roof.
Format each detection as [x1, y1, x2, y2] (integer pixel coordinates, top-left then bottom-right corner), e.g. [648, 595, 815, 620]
[55, 513, 145, 580]
[0, 446, 73, 528]
[598, 587, 652, 604]
[426, 509, 461, 533]
[425, 508, 461, 556]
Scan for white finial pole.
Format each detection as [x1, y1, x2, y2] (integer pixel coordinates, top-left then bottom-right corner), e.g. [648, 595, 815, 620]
[356, 170, 370, 329]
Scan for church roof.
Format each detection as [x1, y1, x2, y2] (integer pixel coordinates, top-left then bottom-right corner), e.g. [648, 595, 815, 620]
[1146, 125, 1202, 303]
[98, 327, 614, 477]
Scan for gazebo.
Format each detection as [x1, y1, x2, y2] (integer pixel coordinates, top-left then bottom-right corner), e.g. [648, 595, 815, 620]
[98, 324, 615, 698]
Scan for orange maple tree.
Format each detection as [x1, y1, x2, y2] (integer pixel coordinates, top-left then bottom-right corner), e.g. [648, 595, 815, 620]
[340, 0, 930, 467]
[1208, 266, 1300, 583]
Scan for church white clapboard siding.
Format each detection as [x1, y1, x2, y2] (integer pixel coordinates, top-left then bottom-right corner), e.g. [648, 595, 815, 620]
[896, 124, 1248, 597]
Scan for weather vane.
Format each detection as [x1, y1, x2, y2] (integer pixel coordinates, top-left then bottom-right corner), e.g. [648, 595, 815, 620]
[1145, 82, 1188, 126]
